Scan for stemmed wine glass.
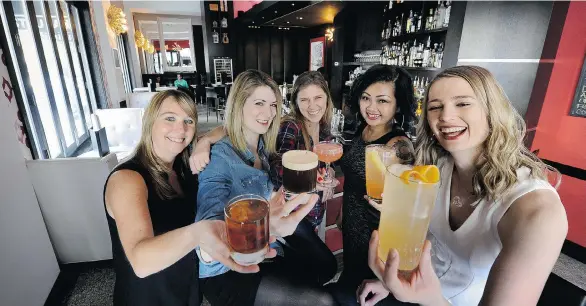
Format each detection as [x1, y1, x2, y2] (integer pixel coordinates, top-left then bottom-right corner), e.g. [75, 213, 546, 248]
[313, 140, 344, 188]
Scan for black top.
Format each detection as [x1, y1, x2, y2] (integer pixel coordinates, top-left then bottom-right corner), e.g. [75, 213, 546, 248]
[338, 126, 407, 286]
[104, 156, 201, 306]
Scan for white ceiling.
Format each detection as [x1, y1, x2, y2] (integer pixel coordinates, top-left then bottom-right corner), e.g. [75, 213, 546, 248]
[124, 0, 202, 18]
[138, 20, 191, 40]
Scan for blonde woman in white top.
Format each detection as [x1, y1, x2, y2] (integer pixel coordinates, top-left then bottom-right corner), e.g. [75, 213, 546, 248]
[358, 66, 568, 306]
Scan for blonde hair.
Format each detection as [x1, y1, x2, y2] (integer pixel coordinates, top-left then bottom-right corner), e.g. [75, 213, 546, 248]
[133, 90, 198, 199]
[284, 71, 334, 149]
[224, 70, 282, 155]
[415, 66, 547, 201]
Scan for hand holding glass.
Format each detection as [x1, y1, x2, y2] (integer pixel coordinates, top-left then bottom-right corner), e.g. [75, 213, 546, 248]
[224, 194, 269, 266]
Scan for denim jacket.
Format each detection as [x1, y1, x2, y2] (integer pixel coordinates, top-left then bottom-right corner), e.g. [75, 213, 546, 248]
[196, 136, 276, 278]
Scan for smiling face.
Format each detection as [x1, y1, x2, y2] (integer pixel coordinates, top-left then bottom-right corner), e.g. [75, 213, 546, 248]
[152, 98, 196, 161]
[426, 77, 490, 155]
[242, 85, 278, 137]
[297, 84, 327, 124]
[359, 82, 397, 128]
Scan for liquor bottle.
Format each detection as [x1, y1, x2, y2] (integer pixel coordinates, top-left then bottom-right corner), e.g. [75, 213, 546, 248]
[222, 33, 229, 44]
[212, 30, 219, 44]
[212, 20, 218, 28]
[399, 13, 404, 35]
[411, 13, 417, 33]
[426, 9, 434, 30]
[417, 13, 422, 32]
[435, 43, 444, 68]
[406, 10, 413, 34]
[423, 36, 431, 67]
[444, 0, 452, 27]
[433, 6, 441, 29]
[387, 20, 392, 39]
[436, 1, 446, 29]
[221, 17, 228, 28]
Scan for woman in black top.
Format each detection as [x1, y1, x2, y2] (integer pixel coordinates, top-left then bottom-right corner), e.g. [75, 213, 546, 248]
[329, 65, 417, 305]
[103, 90, 266, 306]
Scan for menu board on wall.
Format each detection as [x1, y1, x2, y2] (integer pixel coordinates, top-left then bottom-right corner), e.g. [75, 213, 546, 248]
[570, 56, 586, 118]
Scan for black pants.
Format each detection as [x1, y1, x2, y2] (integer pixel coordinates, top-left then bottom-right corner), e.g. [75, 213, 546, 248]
[281, 219, 338, 285]
[200, 219, 338, 306]
[326, 280, 417, 306]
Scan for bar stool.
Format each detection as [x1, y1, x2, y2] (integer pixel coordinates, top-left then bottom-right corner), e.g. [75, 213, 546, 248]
[205, 87, 217, 122]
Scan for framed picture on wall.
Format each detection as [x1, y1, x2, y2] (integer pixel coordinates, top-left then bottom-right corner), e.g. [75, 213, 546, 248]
[309, 37, 325, 71]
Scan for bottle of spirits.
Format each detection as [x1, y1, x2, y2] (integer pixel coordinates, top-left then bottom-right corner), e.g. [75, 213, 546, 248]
[423, 36, 431, 67]
[416, 13, 422, 32]
[436, 1, 446, 29]
[406, 10, 413, 34]
[411, 13, 417, 33]
[433, 6, 441, 29]
[399, 13, 404, 35]
[212, 30, 219, 44]
[435, 43, 444, 68]
[426, 8, 434, 30]
[222, 33, 229, 44]
[212, 20, 218, 28]
[444, 0, 452, 27]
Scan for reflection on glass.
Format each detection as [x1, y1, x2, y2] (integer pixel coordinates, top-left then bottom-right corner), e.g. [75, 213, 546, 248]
[161, 18, 193, 69]
[60, 2, 90, 130]
[48, 1, 84, 138]
[13, 0, 62, 157]
[138, 19, 161, 74]
[71, 5, 98, 112]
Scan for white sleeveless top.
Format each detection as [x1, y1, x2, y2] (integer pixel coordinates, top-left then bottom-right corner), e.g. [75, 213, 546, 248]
[428, 157, 558, 306]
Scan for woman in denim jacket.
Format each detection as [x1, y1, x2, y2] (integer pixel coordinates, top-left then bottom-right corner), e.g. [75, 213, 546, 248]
[196, 70, 337, 306]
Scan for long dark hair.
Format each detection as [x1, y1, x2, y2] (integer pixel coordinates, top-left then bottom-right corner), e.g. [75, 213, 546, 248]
[284, 71, 334, 149]
[348, 64, 415, 131]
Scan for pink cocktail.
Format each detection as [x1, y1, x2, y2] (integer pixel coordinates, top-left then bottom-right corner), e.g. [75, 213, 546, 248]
[313, 141, 343, 188]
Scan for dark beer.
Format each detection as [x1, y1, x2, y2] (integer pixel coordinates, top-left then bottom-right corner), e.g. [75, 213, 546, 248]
[282, 150, 319, 194]
[224, 195, 269, 265]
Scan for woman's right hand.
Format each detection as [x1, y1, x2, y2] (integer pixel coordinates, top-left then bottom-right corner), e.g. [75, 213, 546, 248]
[268, 188, 318, 237]
[189, 139, 212, 174]
[196, 220, 277, 273]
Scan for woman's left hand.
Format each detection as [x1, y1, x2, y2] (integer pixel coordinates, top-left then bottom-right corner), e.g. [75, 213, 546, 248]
[368, 230, 447, 306]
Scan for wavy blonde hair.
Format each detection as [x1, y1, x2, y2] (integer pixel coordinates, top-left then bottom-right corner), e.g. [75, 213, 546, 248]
[415, 66, 547, 201]
[284, 71, 334, 149]
[224, 70, 283, 155]
[133, 90, 198, 199]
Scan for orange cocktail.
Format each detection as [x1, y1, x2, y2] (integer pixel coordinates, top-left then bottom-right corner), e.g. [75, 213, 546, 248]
[365, 144, 395, 203]
[378, 165, 440, 272]
[313, 141, 343, 188]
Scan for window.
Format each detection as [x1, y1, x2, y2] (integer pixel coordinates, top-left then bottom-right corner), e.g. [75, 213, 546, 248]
[1, 0, 97, 158]
[136, 16, 196, 73]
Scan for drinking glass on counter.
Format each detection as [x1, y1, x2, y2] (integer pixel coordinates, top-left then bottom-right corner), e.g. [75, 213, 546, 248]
[313, 141, 343, 188]
[282, 150, 319, 200]
[378, 164, 440, 272]
[224, 194, 270, 266]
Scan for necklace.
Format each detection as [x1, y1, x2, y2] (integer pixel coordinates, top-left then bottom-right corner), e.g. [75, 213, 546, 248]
[451, 170, 478, 208]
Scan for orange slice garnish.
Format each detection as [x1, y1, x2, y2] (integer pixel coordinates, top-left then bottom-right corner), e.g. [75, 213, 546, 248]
[399, 165, 440, 184]
[413, 165, 440, 183]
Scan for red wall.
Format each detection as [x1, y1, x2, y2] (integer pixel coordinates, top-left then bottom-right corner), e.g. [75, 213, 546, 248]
[531, 2, 586, 247]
